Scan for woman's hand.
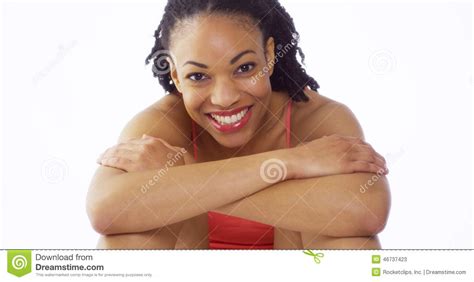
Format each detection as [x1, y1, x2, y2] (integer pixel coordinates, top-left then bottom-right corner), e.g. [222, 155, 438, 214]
[288, 134, 388, 179]
[96, 134, 190, 172]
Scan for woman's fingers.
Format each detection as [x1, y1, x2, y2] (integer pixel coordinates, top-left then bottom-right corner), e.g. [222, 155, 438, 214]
[99, 147, 138, 162]
[350, 161, 387, 175]
[97, 138, 157, 163]
[340, 135, 366, 145]
[291, 134, 390, 179]
[125, 134, 181, 153]
[338, 136, 386, 163]
[350, 152, 388, 173]
[96, 135, 187, 172]
[350, 144, 386, 165]
[337, 136, 388, 174]
[359, 144, 385, 163]
[142, 134, 182, 152]
[100, 156, 134, 171]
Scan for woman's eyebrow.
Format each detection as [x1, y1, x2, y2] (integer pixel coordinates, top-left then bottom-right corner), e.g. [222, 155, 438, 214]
[182, 49, 256, 68]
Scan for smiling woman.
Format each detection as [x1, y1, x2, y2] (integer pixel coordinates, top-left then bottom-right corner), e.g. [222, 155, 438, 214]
[86, 0, 390, 250]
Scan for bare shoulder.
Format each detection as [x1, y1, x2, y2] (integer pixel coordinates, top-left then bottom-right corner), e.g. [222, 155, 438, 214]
[89, 93, 192, 184]
[118, 93, 192, 148]
[292, 88, 365, 143]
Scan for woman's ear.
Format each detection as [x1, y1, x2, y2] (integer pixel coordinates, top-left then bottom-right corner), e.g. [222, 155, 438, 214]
[169, 59, 183, 93]
[264, 36, 275, 77]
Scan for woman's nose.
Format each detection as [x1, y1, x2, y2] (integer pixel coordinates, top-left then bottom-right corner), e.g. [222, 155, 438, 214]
[210, 79, 241, 108]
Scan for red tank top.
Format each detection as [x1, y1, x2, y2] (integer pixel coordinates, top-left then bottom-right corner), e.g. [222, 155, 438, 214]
[191, 99, 293, 249]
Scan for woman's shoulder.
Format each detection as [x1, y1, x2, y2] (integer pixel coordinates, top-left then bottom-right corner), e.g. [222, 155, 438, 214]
[118, 93, 192, 148]
[291, 88, 365, 142]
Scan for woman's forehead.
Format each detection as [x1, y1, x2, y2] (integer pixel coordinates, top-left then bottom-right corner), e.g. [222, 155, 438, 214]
[169, 14, 264, 63]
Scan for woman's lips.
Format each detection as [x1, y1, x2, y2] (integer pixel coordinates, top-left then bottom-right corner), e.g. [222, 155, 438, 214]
[207, 105, 251, 116]
[206, 105, 253, 133]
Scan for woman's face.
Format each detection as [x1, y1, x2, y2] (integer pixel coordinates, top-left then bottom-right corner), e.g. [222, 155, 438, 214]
[169, 14, 275, 148]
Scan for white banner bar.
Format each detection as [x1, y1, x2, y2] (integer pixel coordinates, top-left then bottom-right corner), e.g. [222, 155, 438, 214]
[0, 250, 473, 281]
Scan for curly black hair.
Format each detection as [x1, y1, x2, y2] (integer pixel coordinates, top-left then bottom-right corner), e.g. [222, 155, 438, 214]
[145, 0, 320, 102]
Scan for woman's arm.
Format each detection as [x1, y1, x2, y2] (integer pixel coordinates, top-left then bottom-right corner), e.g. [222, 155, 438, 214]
[87, 148, 293, 235]
[89, 133, 383, 236]
[215, 100, 391, 238]
[213, 172, 390, 237]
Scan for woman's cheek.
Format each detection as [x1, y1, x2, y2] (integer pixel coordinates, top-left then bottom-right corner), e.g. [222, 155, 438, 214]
[242, 76, 272, 99]
[182, 89, 208, 117]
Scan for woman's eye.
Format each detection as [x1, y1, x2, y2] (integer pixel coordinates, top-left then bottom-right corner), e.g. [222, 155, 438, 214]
[187, 73, 208, 81]
[236, 63, 255, 74]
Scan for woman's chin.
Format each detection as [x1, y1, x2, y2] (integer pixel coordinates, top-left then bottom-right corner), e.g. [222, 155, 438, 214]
[212, 132, 250, 149]
[215, 138, 246, 149]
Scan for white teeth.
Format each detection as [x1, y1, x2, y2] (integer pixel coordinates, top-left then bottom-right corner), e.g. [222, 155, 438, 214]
[210, 107, 249, 125]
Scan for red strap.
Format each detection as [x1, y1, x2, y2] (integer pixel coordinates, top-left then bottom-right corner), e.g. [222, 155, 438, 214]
[285, 99, 292, 148]
[191, 120, 198, 161]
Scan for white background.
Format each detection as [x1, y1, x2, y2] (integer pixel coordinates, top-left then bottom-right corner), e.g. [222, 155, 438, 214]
[1, 0, 472, 249]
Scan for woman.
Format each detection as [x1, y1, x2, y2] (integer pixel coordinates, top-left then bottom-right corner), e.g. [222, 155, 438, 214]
[86, 0, 391, 249]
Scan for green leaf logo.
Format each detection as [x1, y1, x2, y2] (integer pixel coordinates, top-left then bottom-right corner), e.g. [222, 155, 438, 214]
[303, 249, 324, 264]
[7, 250, 32, 277]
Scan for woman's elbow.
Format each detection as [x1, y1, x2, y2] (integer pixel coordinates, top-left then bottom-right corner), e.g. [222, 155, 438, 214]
[361, 209, 389, 236]
[359, 175, 391, 236]
[87, 200, 111, 235]
[86, 189, 119, 235]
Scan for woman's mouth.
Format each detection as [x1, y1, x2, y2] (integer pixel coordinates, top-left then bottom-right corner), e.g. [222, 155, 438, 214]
[206, 105, 253, 133]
